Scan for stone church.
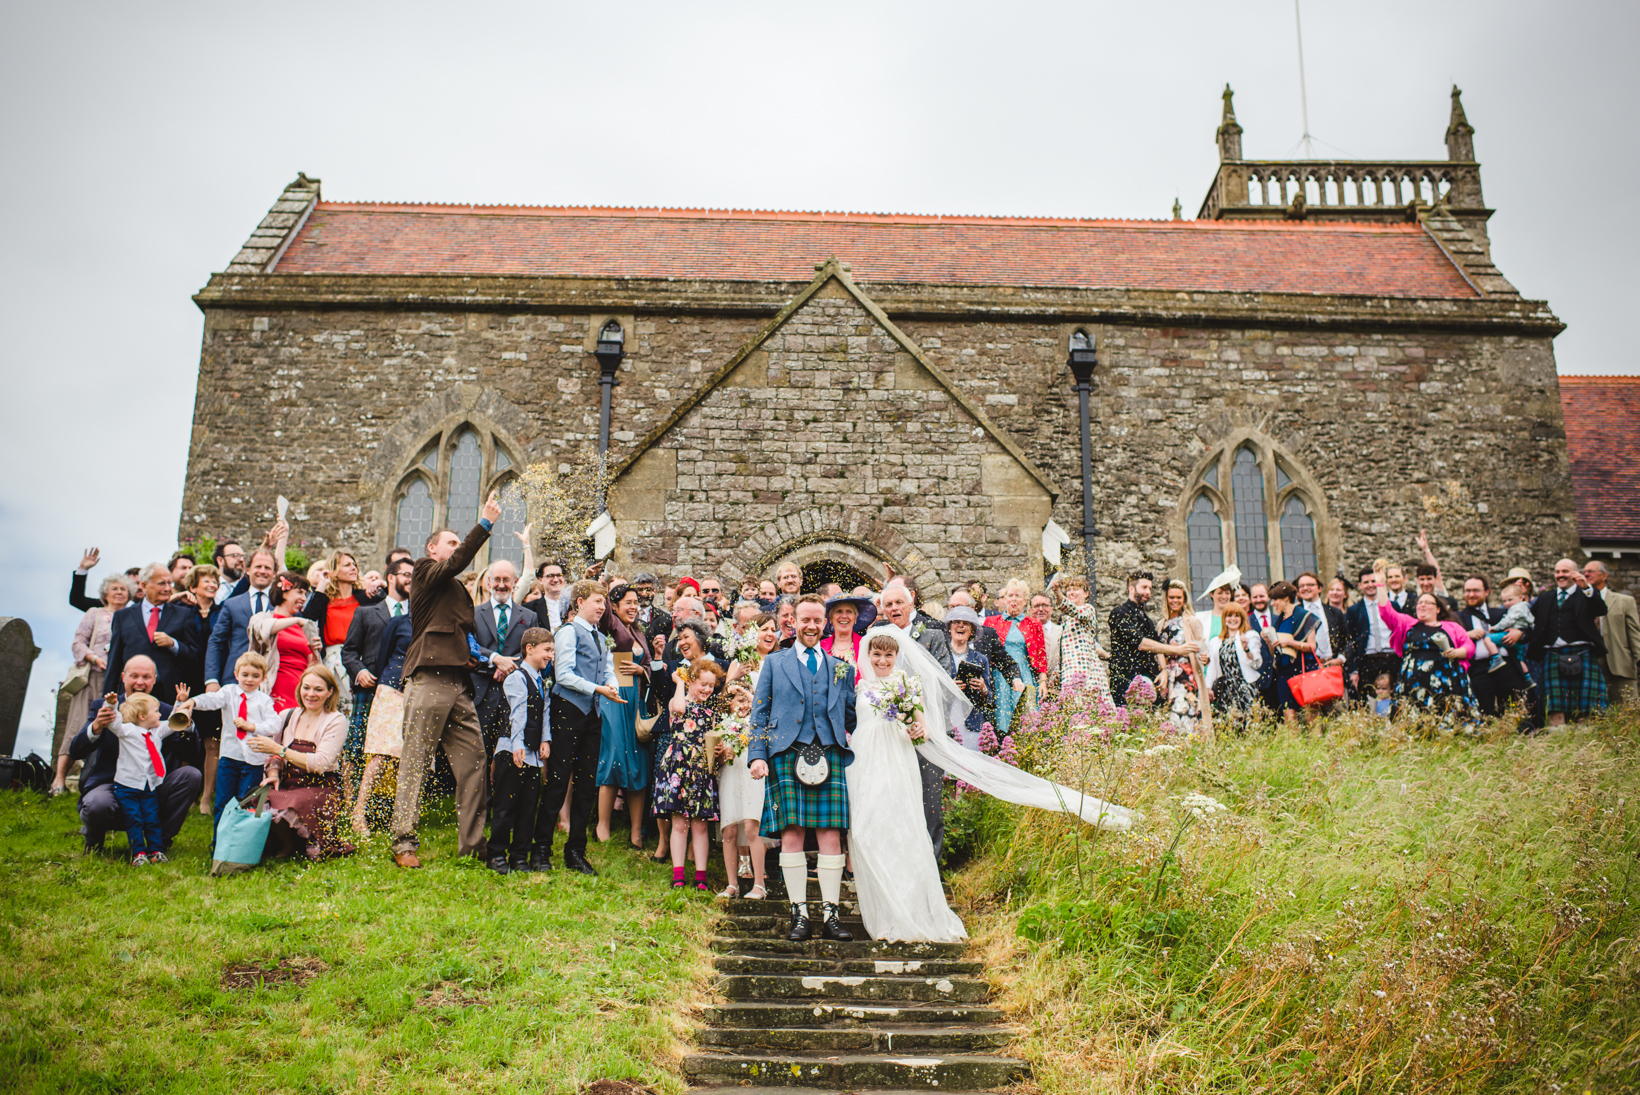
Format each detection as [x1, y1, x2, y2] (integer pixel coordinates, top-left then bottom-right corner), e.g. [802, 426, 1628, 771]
[182, 88, 1579, 612]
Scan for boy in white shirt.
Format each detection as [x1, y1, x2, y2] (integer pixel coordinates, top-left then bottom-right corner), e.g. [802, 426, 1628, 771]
[94, 692, 178, 865]
[177, 652, 282, 827]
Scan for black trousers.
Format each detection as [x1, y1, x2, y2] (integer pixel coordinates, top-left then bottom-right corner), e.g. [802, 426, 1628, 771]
[488, 753, 541, 864]
[917, 754, 944, 864]
[534, 698, 601, 860]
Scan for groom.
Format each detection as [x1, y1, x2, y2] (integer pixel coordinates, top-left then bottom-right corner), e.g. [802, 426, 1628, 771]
[749, 593, 857, 942]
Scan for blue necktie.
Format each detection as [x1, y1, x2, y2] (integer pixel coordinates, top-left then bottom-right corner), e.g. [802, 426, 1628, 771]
[806, 647, 818, 676]
[1558, 589, 1568, 608]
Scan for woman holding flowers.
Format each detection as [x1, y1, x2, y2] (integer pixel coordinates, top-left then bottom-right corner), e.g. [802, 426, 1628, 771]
[846, 632, 967, 942]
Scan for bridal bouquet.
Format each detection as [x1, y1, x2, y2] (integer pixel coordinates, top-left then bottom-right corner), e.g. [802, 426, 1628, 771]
[867, 672, 924, 730]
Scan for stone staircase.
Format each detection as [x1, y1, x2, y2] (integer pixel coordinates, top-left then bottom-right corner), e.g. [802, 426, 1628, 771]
[685, 866, 1029, 1093]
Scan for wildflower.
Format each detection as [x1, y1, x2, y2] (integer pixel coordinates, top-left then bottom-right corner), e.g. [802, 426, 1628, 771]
[1124, 676, 1157, 705]
[1143, 743, 1178, 757]
[977, 726, 1000, 755]
[1180, 791, 1227, 820]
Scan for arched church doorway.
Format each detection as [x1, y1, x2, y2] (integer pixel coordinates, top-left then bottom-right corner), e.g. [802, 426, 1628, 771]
[801, 559, 877, 594]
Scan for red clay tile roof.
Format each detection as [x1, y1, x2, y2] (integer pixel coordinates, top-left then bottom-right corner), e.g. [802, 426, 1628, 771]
[268, 202, 1479, 299]
[1560, 376, 1640, 543]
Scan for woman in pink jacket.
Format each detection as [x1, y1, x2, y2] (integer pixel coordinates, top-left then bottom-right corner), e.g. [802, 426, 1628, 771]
[1370, 570, 1481, 726]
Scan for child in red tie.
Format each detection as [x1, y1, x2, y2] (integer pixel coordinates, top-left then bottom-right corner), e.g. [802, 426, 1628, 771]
[96, 692, 178, 865]
[177, 652, 281, 830]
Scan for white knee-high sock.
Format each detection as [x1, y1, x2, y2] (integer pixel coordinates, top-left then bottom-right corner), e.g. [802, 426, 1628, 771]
[779, 851, 809, 914]
[817, 853, 846, 907]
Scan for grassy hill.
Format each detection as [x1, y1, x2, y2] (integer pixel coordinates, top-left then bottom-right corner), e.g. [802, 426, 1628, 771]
[4, 705, 1637, 1094]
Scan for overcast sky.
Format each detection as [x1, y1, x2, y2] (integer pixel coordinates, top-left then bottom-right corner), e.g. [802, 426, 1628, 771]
[3, 0, 1634, 755]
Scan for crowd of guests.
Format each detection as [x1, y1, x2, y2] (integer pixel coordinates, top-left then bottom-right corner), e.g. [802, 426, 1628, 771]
[48, 508, 1639, 875]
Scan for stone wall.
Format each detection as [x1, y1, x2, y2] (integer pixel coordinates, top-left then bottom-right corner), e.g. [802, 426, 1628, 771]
[183, 275, 1576, 623]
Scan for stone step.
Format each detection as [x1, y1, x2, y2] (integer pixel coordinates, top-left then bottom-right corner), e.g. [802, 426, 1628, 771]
[720, 896, 862, 916]
[714, 973, 990, 1003]
[683, 1051, 1028, 1089]
[700, 1000, 1006, 1028]
[695, 1022, 1018, 1054]
[720, 913, 870, 935]
[713, 954, 983, 977]
[707, 935, 970, 960]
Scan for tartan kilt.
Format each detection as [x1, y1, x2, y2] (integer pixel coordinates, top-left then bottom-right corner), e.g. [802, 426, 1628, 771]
[1545, 648, 1608, 715]
[760, 746, 849, 838]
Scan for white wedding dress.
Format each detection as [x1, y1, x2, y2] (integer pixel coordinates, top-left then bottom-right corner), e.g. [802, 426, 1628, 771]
[847, 623, 1138, 942]
[846, 673, 967, 943]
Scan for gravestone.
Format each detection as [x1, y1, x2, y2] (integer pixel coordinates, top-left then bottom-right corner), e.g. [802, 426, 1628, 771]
[0, 618, 41, 756]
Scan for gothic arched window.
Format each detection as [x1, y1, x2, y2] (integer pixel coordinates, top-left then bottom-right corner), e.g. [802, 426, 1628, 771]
[389, 424, 525, 562]
[1182, 438, 1323, 593]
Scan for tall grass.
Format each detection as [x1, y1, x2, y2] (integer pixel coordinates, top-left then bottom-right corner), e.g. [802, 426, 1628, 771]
[948, 699, 1640, 1094]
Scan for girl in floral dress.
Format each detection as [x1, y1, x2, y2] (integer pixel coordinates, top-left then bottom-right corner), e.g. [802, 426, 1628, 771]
[654, 657, 727, 890]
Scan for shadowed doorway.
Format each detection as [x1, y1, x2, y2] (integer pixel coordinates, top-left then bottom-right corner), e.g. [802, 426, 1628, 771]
[801, 559, 877, 594]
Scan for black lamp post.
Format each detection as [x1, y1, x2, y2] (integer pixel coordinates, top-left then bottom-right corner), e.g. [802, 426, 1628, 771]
[1067, 329, 1099, 607]
[593, 320, 625, 510]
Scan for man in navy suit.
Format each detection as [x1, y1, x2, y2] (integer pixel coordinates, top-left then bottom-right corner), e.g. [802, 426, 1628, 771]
[1345, 569, 1401, 699]
[204, 545, 281, 693]
[69, 655, 202, 853]
[748, 593, 858, 942]
[104, 563, 202, 706]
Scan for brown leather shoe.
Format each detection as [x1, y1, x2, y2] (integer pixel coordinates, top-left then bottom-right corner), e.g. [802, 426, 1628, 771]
[393, 851, 423, 869]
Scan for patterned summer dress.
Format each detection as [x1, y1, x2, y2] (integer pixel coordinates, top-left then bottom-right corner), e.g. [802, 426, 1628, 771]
[652, 700, 720, 820]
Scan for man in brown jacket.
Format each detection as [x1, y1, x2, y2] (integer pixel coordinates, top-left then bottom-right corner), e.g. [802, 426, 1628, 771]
[389, 490, 501, 868]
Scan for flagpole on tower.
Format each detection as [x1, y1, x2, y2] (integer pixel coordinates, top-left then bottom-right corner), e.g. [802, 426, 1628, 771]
[1294, 0, 1314, 158]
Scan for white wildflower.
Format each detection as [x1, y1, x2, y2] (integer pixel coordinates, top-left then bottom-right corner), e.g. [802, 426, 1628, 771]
[1143, 743, 1179, 757]
[1180, 792, 1228, 820]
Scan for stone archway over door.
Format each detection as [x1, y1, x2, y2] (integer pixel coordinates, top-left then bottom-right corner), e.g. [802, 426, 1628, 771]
[768, 540, 894, 592]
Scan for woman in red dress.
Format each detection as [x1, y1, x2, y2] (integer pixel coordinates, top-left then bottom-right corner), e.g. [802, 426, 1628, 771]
[250, 571, 322, 712]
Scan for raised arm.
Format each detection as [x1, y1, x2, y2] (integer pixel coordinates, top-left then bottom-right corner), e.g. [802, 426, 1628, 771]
[1416, 529, 1447, 596]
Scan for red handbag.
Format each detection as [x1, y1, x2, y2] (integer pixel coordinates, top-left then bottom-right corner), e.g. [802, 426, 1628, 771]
[1289, 664, 1345, 707]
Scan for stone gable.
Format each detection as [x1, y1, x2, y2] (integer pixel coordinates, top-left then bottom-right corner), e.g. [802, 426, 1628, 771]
[608, 266, 1054, 591]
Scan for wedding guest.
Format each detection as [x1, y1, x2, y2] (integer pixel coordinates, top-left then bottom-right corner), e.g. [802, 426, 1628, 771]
[69, 656, 202, 855]
[1205, 604, 1262, 729]
[948, 589, 1028, 703]
[756, 579, 779, 608]
[774, 595, 797, 645]
[168, 553, 195, 587]
[819, 596, 869, 666]
[775, 562, 803, 596]
[542, 580, 623, 876]
[50, 573, 131, 796]
[104, 562, 203, 705]
[1109, 570, 1194, 704]
[1193, 568, 1239, 642]
[90, 692, 176, 865]
[1055, 575, 1113, 703]
[1295, 572, 1348, 677]
[1383, 564, 1415, 614]
[1247, 583, 1274, 632]
[944, 605, 994, 747]
[1528, 559, 1608, 728]
[250, 572, 322, 711]
[1029, 592, 1062, 683]
[1455, 575, 1519, 718]
[205, 545, 281, 693]
[720, 621, 774, 897]
[642, 620, 716, 866]
[1585, 560, 1639, 705]
[523, 559, 572, 631]
[251, 666, 354, 861]
[1369, 573, 1479, 726]
[984, 579, 1044, 733]
[177, 564, 223, 811]
[1261, 581, 1319, 724]
[596, 582, 651, 850]
[177, 651, 280, 829]
[471, 560, 536, 758]
[654, 657, 726, 891]
[390, 494, 500, 869]
[1347, 569, 1400, 697]
[1326, 576, 1351, 613]
[884, 581, 954, 674]
[1158, 580, 1210, 736]
[303, 550, 384, 715]
[340, 558, 411, 783]
[488, 628, 553, 874]
[632, 572, 672, 642]
[212, 540, 246, 604]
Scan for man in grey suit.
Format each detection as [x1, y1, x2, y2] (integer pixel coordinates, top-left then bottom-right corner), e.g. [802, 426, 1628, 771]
[472, 560, 539, 755]
[749, 594, 858, 942]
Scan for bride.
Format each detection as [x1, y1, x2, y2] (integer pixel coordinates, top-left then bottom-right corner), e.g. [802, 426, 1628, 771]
[849, 619, 1136, 943]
